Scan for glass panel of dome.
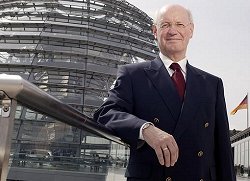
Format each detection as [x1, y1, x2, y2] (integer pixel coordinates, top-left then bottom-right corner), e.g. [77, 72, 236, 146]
[1, 0, 158, 180]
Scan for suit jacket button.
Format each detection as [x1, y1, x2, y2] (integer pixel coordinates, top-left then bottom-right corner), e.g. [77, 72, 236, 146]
[153, 118, 160, 123]
[198, 151, 204, 157]
[166, 177, 172, 181]
[204, 122, 209, 128]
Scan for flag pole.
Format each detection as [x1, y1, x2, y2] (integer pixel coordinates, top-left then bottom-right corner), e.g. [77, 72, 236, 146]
[247, 92, 249, 128]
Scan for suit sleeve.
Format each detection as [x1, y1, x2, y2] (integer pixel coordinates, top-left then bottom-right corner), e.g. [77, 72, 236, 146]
[215, 78, 236, 181]
[93, 65, 146, 149]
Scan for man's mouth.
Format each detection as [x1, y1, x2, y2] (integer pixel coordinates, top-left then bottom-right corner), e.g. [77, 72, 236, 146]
[167, 38, 181, 41]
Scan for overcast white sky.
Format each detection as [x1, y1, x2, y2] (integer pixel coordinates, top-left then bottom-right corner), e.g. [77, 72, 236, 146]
[127, 0, 250, 131]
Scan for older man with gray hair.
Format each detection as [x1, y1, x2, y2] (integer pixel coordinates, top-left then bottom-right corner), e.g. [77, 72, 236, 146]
[94, 4, 236, 181]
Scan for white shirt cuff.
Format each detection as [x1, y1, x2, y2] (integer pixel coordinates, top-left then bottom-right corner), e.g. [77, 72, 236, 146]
[139, 122, 154, 140]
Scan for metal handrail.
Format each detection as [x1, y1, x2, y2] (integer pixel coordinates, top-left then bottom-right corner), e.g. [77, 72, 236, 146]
[0, 73, 125, 181]
[0, 73, 125, 145]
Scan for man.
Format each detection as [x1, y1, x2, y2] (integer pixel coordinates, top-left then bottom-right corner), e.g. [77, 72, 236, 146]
[94, 4, 236, 181]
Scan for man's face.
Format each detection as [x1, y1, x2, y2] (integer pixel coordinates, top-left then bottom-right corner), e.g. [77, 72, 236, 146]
[153, 5, 194, 59]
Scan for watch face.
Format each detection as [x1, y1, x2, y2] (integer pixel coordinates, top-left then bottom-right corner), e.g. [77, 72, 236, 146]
[143, 123, 150, 130]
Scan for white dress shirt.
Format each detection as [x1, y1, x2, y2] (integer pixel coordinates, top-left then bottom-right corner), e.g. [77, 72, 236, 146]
[159, 52, 187, 80]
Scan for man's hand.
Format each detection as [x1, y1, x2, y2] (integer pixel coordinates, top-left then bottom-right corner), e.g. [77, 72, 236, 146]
[142, 125, 179, 167]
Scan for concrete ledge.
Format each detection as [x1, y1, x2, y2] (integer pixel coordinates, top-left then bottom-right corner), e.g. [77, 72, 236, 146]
[8, 167, 106, 181]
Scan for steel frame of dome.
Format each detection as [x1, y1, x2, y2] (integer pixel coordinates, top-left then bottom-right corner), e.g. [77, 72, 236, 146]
[0, 0, 157, 177]
[0, 1, 157, 116]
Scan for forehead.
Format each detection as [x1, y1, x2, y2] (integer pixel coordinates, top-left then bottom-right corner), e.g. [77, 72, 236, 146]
[158, 6, 190, 23]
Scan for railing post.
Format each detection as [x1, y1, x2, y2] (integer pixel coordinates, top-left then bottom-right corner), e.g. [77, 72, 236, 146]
[0, 91, 17, 181]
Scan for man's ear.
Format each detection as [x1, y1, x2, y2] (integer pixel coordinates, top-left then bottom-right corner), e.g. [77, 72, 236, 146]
[152, 25, 157, 40]
[189, 23, 194, 38]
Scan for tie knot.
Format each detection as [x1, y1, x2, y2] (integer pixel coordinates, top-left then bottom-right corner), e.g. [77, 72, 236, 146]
[170, 63, 181, 71]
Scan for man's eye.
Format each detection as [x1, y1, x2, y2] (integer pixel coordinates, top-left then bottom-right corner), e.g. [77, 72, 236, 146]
[161, 24, 167, 28]
[176, 23, 185, 28]
[160, 23, 170, 28]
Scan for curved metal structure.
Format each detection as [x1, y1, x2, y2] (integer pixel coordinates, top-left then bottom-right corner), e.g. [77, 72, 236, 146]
[0, 73, 125, 181]
[0, 0, 157, 116]
[0, 1, 157, 180]
[0, 73, 125, 144]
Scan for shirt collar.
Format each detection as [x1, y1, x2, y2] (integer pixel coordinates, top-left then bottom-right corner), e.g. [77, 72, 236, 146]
[159, 52, 187, 74]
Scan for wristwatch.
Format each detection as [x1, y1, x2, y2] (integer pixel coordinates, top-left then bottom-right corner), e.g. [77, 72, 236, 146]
[142, 122, 154, 130]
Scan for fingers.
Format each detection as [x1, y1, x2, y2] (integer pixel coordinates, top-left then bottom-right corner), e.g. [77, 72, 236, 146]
[154, 137, 179, 167]
[142, 126, 179, 167]
[165, 141, 179, 166]
[155, 146, 165, 165]
[162, 147, 171, 167]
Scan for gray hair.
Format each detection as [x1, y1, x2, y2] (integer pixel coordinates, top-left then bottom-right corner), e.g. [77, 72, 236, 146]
[153, 5, 193, 25]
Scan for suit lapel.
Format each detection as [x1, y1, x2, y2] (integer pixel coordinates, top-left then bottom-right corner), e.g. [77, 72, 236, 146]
[173, 63, 203, 140]
[144, 57, 182, 121]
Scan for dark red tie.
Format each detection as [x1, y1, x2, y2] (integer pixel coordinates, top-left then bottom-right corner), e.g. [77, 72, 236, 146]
[170, 63, 185, 101]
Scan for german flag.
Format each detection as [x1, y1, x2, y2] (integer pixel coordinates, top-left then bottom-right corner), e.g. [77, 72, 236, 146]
[230, 95, 248, 115]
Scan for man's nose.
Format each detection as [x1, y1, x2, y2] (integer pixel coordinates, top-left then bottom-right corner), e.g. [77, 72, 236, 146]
[167, 27, 178, 35]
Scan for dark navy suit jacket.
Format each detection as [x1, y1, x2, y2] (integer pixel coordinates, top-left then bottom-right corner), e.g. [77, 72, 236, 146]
[94, 57, 236, 181]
